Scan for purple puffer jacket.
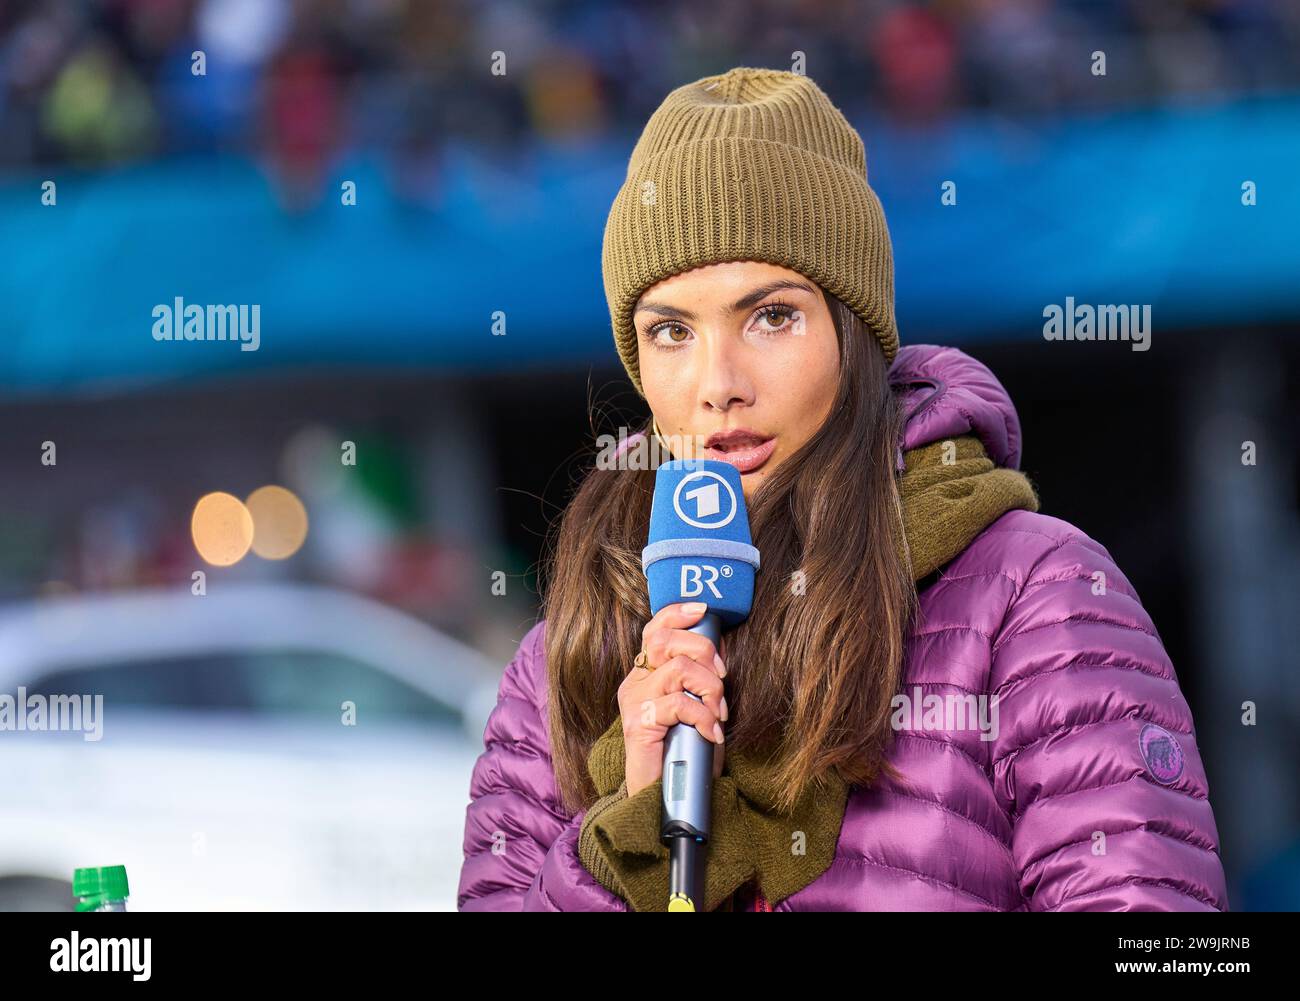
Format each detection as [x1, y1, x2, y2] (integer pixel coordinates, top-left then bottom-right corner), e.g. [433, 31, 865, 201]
[458, 344, 1229, 912]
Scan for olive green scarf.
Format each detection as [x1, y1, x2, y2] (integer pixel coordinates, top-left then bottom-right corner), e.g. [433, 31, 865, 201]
[577, 434, 1039, 912]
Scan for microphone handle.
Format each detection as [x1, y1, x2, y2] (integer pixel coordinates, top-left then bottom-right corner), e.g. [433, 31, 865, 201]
[662, 611, 722, 910]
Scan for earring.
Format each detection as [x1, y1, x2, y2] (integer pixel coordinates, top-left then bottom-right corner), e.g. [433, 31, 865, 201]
[651, 416, 671, 454]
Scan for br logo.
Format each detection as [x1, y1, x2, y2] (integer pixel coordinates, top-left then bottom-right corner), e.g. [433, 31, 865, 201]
[672, 470, 737, 529]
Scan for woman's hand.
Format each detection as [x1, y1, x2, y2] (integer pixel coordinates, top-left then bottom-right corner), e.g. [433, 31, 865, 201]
[620, 601, 728, 798]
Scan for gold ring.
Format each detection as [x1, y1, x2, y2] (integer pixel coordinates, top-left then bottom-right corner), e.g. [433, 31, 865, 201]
[633, 649, 654, 671]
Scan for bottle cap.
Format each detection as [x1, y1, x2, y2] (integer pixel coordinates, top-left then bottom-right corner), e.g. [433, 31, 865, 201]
[73, 865, 130, 911]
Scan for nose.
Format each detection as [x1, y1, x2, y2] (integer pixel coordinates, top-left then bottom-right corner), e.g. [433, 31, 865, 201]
[697, 327, 753, 414]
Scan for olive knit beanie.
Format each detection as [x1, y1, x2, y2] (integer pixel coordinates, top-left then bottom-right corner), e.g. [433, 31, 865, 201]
[601, 66, 900, 398]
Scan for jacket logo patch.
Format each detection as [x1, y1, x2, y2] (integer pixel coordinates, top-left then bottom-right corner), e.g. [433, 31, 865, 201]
[1139, 723, 1184, 785]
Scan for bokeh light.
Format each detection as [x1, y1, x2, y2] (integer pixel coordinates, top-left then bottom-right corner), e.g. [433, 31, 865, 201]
[191, 491, 255, 566]
[246, 485, 309, 560]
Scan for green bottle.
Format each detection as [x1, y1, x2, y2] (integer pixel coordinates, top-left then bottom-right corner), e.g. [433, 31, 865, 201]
[73, 865, 130, 912]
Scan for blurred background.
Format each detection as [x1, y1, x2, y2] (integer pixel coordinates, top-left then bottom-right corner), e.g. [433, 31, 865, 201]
[0, 0, 1297, 911]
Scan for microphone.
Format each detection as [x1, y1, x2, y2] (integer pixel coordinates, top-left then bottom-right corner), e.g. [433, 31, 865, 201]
[642, 458, 760, 911]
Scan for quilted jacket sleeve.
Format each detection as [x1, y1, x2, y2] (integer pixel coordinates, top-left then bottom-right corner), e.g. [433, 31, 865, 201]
[988, 523, 1229, 911]
[457, 620, 629, 911]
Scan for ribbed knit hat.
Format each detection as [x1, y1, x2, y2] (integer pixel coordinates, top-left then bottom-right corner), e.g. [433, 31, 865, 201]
[602, 66, 899, 398]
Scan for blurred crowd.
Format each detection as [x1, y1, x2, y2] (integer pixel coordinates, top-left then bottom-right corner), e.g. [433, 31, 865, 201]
[1, 0, 1298, 196]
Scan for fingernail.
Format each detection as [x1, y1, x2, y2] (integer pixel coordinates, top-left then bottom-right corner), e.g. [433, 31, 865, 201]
[713, 722, 725, 744]
[685, 602, 707, 614]
[713, 652, 726, 677]
[720, 696, 729, 722]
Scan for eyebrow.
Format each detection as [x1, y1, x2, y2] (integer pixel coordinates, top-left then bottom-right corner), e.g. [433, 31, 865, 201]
[634, 279, 818, 322]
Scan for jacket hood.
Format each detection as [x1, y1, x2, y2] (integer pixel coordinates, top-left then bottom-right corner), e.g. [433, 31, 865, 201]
[889, 345, 1025, 471]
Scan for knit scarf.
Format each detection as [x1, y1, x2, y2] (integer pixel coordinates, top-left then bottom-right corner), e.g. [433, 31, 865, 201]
[577, 434, 1039, 912]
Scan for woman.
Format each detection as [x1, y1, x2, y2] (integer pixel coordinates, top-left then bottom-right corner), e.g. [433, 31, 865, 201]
[457, 67, 1228, 911]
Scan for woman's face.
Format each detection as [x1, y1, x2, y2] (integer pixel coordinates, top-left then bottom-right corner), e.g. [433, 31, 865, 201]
[635, 260, 841, 502]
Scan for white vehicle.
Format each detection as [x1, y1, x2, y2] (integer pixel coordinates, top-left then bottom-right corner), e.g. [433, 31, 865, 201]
[0, 584, 501, 911]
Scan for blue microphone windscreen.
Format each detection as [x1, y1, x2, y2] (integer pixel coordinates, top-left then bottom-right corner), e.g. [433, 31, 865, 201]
[643, 459, 759, 627]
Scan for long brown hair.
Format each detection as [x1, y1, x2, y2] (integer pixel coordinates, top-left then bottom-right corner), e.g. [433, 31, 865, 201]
[540, 288, 916, 816]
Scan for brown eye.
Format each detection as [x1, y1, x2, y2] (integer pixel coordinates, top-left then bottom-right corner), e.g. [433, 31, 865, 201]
[645, 320, 693, 351]
[754, 305, 795, 333]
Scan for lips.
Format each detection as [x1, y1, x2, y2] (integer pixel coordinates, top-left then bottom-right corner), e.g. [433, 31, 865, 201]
[702, 431, 776, 474]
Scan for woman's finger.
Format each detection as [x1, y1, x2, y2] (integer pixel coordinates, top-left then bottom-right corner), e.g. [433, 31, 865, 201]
[640, 654, 726, 723]
[629, 690, 725, 746]
[641, 601, 708, 646]
[641, 601, 726, 676]
[643, 625, 725, 680]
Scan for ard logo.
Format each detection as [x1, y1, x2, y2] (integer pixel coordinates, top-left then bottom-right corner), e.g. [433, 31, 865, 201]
[672, 470, 737, 530]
